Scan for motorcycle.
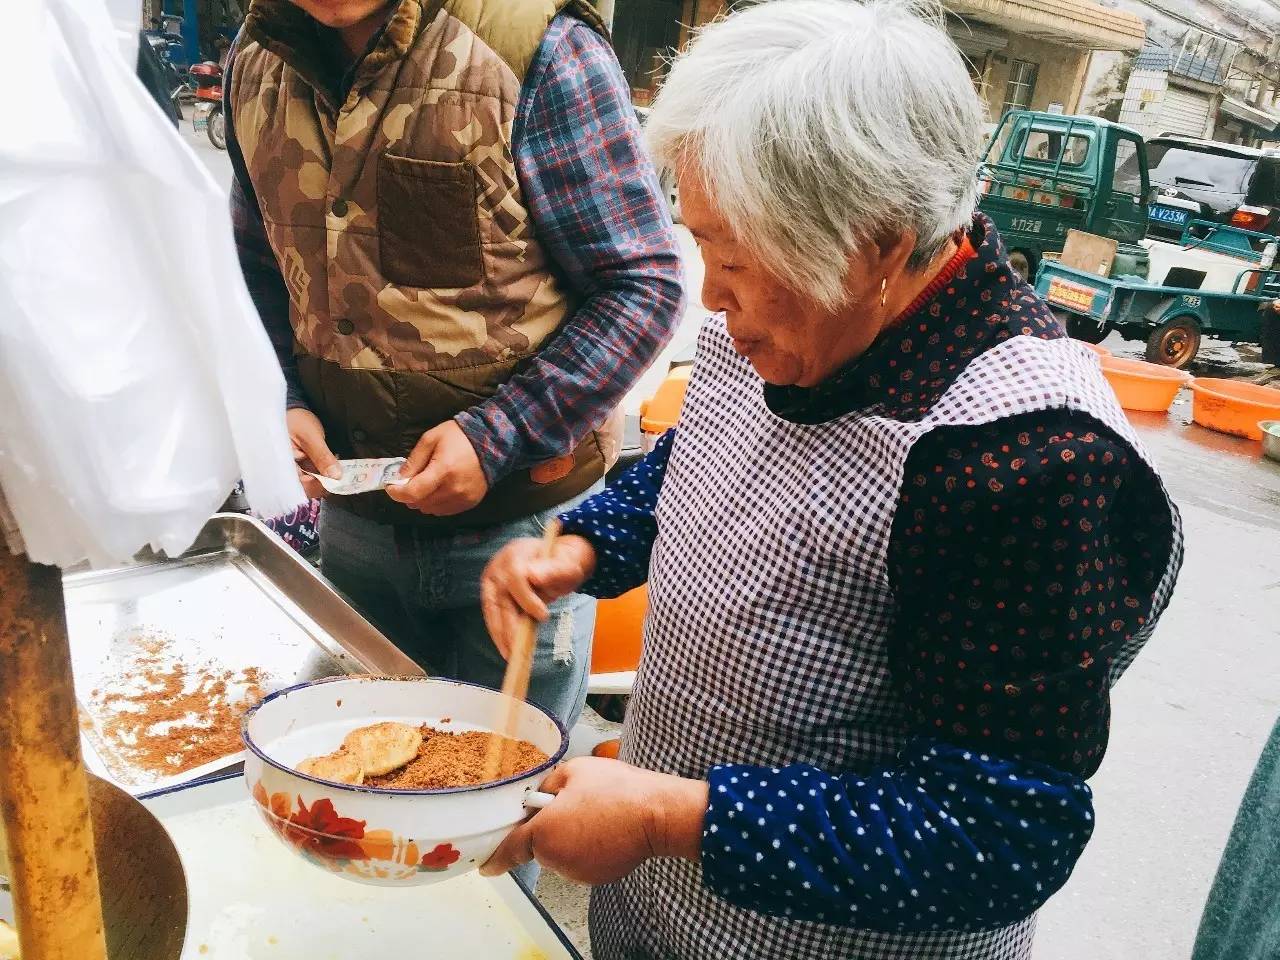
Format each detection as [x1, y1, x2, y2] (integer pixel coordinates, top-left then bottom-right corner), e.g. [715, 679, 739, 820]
[144, 16, 192, 110]
[189, 61, 226, 151]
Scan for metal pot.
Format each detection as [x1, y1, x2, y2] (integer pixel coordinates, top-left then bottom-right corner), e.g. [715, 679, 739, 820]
[1260, 420, 1280, 463]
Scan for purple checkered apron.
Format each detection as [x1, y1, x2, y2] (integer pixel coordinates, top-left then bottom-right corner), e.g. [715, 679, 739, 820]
[589, 317, 1181, 960]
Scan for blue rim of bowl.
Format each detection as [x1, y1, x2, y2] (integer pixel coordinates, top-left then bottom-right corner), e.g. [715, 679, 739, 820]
[241, 675, 570, 796]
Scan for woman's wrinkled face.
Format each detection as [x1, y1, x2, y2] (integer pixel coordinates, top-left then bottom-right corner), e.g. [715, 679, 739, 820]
[679, 168, 887, 388]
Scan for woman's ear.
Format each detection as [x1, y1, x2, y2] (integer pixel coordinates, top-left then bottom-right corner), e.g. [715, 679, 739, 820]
[874, 230, 918, 272]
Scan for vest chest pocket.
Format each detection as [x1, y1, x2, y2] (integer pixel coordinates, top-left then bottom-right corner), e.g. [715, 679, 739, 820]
[377, 153, 484, 288]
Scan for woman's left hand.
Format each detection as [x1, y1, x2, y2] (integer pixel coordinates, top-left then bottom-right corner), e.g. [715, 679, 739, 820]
[480, 757, 709, 884]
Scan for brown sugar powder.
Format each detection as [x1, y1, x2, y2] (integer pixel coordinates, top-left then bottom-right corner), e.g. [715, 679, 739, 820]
[90, 636, 267, 777]
[364, 724, 548, 790]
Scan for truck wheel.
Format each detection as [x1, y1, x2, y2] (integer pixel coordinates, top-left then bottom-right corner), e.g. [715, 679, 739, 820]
[1009, 249, 1038, 283]
[1261, 311, 1280, 367]
[1145, 317, 1201, 368]
[1055, 310, 1108, 344]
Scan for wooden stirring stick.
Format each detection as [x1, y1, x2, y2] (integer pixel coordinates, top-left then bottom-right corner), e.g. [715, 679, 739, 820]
[483, 519, 561, 782]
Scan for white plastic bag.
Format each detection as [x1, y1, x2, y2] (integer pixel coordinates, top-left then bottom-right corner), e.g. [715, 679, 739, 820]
[0, 0, 304, 569]
[104, 0, 139, 69]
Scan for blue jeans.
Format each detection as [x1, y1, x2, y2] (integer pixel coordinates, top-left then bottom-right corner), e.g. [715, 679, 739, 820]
[318, 492, 601, 888]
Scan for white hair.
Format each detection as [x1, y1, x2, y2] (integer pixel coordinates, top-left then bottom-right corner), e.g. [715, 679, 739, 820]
[646, 0, 987, 308]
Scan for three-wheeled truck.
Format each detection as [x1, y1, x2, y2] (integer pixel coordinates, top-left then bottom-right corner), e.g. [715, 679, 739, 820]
[1035, 220, 1280, 367]
[978, 110, 1151, 281]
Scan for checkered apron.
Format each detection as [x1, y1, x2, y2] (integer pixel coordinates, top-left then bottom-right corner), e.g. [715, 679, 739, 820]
[589, 317, 1180, 960]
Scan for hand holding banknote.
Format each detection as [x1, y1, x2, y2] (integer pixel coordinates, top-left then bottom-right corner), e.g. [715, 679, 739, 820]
[288, 409, 341, 500]
[305, 458, 410, 496]
[385, 421, 488, 516]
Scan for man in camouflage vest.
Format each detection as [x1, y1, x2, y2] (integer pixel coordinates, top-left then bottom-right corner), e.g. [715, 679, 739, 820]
[225, 0, 683, 750]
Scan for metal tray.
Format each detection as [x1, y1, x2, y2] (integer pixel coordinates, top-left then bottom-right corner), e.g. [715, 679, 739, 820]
[0, 773, 582, 960]
[65, 514, 423, 795]
[139, 773, 582, 959]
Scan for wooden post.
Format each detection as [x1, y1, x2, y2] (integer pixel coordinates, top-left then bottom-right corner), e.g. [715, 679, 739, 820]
[0, 548, 109, 960]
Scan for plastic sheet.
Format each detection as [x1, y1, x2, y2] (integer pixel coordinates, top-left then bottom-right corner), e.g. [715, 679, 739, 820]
[0, 0, 303, 568]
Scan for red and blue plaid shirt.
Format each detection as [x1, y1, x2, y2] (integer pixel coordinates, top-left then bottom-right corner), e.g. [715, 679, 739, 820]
[228, 13, 685, 485]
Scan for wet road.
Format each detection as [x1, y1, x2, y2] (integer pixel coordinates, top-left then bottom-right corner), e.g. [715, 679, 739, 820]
[1100, 326, 1273, 384]
[1037, 403, 1280, 959]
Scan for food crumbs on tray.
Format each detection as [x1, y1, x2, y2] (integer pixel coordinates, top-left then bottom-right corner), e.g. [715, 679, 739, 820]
[267, 936, 278, 945]
[515, 948, 549, 960]
[85, 629, 272, 780]
[198, 947, 208, 956]
[336, 699, 343, 708]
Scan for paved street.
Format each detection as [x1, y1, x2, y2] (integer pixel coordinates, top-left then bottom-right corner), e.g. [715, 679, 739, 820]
[179, 111, 1280, 959]
[1037, 410, 1280, 958]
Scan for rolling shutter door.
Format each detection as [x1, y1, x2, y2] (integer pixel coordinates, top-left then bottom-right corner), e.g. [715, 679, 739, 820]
[1160, 87, 1213, 138]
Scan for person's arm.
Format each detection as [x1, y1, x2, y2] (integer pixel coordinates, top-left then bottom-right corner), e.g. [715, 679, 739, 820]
[480, 428, 674, 656]
[452, 18, 685, 485]
[223, 47, 310, 412]
[224, 44, 339, 495]
[698, 413, 1180, 931]
[557, 429, 675, 598]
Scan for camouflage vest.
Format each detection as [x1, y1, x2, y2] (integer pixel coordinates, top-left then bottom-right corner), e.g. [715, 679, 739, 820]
[231, 0, 613, 530]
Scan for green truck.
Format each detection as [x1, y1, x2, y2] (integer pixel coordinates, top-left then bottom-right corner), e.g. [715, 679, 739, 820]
[1035, 220, 1280, 367]
[978, 110, 1151, 282]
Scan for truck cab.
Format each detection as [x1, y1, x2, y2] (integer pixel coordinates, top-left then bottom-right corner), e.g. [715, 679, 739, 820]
[978, 111, 1150, 281]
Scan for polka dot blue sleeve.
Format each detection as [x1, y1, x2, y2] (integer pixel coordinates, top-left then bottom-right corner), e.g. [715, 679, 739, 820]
[557, 429, 675, 599]
[702, 741, 1093, 931]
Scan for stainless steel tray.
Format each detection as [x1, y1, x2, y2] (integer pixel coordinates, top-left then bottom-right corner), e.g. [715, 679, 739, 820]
[138, 773, 582, 959]
[65, 514, 423, 795]
[0, 772, 583, 960]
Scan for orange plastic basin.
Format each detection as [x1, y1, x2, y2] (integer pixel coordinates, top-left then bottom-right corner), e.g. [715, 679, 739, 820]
[591, 739, 621, 759]
[590, 584, 647, 673]
[1191, 379, 1280, 440]
[639, 366, 691, 449]
[1099, 356, 1191, 413]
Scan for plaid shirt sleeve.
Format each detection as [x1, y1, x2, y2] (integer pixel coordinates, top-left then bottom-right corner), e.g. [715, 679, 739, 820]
[454, 16, 686, 485]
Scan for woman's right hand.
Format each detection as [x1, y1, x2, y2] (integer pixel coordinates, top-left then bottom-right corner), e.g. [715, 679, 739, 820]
[481, 534, 597, 659]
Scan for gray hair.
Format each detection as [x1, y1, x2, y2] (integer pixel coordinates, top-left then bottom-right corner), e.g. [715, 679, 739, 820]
[646, 0, 986, 308]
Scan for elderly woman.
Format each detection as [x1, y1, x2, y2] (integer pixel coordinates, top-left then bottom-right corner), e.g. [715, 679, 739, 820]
[480, 1, 1182, 957]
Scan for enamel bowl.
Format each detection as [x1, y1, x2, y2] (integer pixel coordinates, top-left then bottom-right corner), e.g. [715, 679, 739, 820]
[242, 676, 566, 886]
[1261, 420, 1280, 463]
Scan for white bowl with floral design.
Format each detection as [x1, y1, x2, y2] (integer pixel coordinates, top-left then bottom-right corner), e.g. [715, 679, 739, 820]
[241, 676, 566, 886]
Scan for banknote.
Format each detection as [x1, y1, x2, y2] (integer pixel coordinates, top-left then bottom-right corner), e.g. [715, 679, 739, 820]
[305, 458, 408, 496]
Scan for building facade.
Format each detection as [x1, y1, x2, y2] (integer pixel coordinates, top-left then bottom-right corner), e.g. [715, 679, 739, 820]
[1104, 0, 1280, 147]
[1118, 33, 1239, 139]
[609, 0, 1146, 120]
[944, 0, 1146, 125]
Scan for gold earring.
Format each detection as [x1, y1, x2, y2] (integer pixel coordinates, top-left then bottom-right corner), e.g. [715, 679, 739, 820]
[880, 277, 888, 308]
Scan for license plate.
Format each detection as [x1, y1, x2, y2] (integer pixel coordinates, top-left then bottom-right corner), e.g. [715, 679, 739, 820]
[1149, 204, 1189, 226]
[1046, 277, 1097, 313]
